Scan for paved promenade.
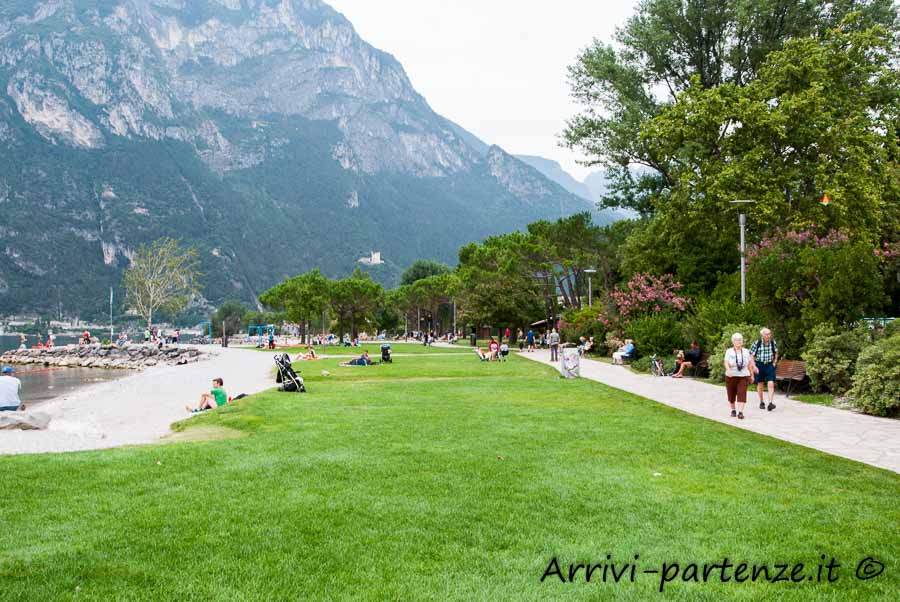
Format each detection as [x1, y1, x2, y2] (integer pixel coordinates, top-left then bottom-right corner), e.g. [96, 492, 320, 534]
[519, 349, 900, 474]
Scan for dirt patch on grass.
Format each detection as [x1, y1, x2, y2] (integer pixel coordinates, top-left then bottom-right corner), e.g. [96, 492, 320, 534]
[159, 425, 246, 444]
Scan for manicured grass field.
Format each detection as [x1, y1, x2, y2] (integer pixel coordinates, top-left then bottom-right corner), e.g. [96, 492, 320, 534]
[1, 354, 898, 600]
[793, 393, 841, 407]
[260, 341, 471, 356]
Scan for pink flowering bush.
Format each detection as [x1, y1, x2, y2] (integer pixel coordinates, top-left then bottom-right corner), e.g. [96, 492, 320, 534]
[609, 273, 690, 323]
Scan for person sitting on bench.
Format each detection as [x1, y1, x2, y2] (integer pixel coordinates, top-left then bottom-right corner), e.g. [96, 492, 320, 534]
[672, 341, 702, 378]
[612, 340, 635, 365]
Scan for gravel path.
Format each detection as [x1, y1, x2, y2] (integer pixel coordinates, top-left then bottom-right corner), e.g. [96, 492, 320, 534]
[519, 349, 900, 473]
[0, 347, 276, 455]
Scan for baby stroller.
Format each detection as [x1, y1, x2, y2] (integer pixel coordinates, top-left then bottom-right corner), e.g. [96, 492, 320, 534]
[381, 343, 392, 364]
[275, 353, 306, 392]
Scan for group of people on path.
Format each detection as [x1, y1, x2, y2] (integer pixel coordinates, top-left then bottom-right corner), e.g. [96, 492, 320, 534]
[724, 328, 779, 420]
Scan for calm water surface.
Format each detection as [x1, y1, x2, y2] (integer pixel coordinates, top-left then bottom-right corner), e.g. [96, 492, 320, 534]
[1, 335, 130, 404]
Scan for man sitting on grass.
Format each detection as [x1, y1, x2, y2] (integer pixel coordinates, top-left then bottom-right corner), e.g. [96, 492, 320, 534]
[185, 377, 228, 413]
[0, 366, 26, 412]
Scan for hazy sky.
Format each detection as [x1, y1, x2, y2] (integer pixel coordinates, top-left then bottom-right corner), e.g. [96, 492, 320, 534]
[327, 1, 639, 181]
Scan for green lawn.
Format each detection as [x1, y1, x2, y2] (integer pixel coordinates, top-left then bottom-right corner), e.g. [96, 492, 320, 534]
[258, 341, 472, 356]
[793, 393, 848, 409]
[1, 354, 898, 600]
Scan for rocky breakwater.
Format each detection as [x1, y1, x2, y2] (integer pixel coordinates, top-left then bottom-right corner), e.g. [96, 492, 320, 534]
[0, 344, 205, 370]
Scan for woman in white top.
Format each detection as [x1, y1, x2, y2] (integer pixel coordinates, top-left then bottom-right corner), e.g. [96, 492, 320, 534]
[723, 333, 754, 420]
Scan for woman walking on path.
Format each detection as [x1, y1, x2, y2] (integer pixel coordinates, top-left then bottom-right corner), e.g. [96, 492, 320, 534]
[724, 333, 754, 420]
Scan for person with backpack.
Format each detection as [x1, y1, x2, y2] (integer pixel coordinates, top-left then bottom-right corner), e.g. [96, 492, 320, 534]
[750, 328, 778, 412]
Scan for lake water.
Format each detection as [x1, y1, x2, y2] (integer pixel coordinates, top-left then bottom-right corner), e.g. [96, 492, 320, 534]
[1, 335, 130, 405]
[1, 334, 80, 351]
[10, 364, 130, 405]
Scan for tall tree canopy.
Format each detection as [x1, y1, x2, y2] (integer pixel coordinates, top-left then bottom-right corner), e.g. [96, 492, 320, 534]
[400, 260, 452, 286]
[624, 22, 899, 288]
[565, 0, 896, 217]
[122, 238, 201, 328]
[259, 269, 330, 342]
[456, 233, 545, 332]
[329, 269, 385, 339]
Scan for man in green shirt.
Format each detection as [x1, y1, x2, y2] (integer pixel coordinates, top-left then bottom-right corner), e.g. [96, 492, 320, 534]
[186, 378, 228, 413]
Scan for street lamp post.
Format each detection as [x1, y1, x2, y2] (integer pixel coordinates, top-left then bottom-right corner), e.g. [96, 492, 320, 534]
[729, 200, 755, 305]
[584, 269, 597, 308]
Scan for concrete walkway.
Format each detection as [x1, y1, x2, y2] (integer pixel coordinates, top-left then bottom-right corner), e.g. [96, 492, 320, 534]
[519, 349, 900, 474]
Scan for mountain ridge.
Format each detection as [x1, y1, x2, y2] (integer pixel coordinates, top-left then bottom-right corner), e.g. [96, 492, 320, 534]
[0, 0, 602, 318]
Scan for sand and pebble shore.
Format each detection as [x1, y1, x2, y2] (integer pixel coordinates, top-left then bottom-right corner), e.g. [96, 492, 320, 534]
[0, 347, 276, 455]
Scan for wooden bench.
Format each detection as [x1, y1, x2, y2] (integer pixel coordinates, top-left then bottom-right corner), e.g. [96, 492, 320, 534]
[775, 359, 807, 397]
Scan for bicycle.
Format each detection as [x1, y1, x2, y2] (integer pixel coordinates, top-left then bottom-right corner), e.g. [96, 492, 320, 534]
[650, 354, 667, 377]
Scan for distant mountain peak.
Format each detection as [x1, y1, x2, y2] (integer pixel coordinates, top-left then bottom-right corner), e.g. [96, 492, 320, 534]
[0, 0, 598, 317]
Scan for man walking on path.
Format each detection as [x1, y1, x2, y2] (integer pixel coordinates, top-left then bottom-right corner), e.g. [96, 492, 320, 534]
[526, 329, 535, 352]
[549, 329, 560, 362]
[750, 328, 778, 412]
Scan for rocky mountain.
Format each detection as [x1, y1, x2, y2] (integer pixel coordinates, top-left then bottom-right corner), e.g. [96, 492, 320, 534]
[0, 0, 596, 318]
[514, 155, 593, 201]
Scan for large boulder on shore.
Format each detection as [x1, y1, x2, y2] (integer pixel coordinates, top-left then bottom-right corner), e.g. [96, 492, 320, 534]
[0, 411, 51, 430]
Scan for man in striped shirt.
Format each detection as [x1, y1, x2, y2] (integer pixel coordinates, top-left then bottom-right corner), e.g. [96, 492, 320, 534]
[750, 328, 778, 411]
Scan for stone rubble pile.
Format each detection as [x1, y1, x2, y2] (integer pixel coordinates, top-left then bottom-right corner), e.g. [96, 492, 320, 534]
[0, 344, 206, 370]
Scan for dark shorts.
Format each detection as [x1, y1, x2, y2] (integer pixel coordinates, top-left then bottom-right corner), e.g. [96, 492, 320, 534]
[754, 362, 776, 384]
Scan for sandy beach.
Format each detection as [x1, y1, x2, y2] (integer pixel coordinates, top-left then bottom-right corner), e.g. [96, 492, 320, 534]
[0, 347, 276, 455]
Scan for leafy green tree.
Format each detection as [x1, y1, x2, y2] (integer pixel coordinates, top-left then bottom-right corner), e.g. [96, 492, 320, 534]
[400, 260, 451, 286]
[211, 300, 247, 338]
[564, 0, 896, 217]
[456, 234, 545, 335]
[746, 229, 886, 353]
[644, 23, 897, 236]
[123, 238, 201, 329]
[611, 22, 899, 289]
[523, 212, 606, 310]
[243, 310, 284, 330]
[260, 269, 330, 343]
[329, 269, 385, 340]
[409, 273, 459, 334]
[374, 289, 404, 334]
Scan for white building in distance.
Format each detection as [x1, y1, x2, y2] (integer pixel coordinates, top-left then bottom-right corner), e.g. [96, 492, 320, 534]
[358, 251, 384, 265]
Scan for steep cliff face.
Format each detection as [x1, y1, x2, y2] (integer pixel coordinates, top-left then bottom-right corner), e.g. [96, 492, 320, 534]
[0, 0, 597, 318]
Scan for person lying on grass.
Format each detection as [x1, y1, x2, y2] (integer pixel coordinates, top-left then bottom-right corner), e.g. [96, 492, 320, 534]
[474, 347, 488, 361]
[339, 351, 377, 367]
[185, 377, 228, 413]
